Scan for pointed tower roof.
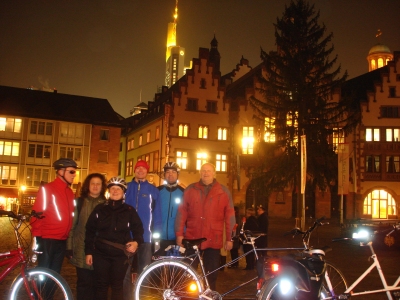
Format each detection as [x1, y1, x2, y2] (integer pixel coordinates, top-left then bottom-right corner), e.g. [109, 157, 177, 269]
[209, 34, 221, 73]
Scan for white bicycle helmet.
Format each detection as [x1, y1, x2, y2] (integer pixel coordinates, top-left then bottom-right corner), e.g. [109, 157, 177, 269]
[107, 177, 127, 192]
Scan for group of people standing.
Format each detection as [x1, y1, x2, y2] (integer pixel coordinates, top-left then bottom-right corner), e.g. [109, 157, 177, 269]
[30, 157, 237, 299]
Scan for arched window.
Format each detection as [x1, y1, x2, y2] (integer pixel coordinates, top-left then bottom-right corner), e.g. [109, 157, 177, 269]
[363, 190, 397, 219]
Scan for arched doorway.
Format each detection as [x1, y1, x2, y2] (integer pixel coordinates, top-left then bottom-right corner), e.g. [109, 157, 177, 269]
[363, 190, 397, 219]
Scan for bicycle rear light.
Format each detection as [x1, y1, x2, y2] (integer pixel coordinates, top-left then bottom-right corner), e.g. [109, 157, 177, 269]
[189, 282, 198, 292]
[271, 263, 279, 272]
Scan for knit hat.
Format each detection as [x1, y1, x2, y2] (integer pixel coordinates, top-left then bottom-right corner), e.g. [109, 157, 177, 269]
[135, 160, 149, 171]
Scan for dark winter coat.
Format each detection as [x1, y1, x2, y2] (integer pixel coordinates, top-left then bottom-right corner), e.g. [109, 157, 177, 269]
[85, 200, 144, 257]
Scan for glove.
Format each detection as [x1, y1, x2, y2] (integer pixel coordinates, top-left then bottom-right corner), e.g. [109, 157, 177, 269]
[65, 249, 73, 259]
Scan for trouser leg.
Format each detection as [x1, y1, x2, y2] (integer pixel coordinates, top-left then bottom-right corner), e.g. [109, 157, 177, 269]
[93, 253, 111, 300]
[76, 267, 95, 300]
[202, 248, 220, 291]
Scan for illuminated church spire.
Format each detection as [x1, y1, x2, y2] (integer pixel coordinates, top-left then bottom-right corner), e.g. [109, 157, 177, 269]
[165, 0, 185, 87]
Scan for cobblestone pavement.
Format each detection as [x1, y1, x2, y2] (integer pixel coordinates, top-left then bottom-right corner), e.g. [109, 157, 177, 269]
[1, 216, 400, 299]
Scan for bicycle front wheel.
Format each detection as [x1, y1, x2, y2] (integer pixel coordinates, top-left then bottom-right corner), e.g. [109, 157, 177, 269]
[134, 258, 203, 299]
[9, 267, 73, 300]
[320, 261, 347, 300]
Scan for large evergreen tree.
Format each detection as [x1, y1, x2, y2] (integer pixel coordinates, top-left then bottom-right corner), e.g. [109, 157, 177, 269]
[249, 0, 359, 213]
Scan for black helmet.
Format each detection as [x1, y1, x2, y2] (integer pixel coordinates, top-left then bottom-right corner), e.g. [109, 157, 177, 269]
[53, 158, 78, 170]
[107, 177, 127, 192]
[163, 162, 180, 173]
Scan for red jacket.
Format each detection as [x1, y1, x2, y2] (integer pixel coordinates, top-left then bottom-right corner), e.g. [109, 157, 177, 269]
[175, 180, 235, 250]
[31, 177, 75, 240]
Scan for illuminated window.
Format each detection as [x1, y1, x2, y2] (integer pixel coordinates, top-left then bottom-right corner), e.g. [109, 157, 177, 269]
[242, 126, 254, 154]
[177, 151, 188, 169]
[196, 153, 207, 170]
[365, 128, 380, 141]
[178, 124, 189, 137]
[155, 126, 160, 140]
[60, 146, 81, 162]
[371, 60, 376, 70]
[216, 154, 227, 172]
[127, 138, 134, 151]
[264, 117, 275, 142]
[363, 190, 397, 218]
[198, 126, 208, 139]
[386, 155, 399, 173]
[0, 141, 19, 156]
[286, 111, 298, 145]
[26, 167, 49, 187]
[147, 130, 151, 143]
[378, 58, 383, 68]
[139, 134, 143, 146]
[217, 127, 227, 140]
[332, 128, 344, 152]
[366, 155, 380, 173]
[126, 159, 134, 176]
[1, 165, 18, 185]
[60, 123, 83, 138]
[386, 128, 399, 142]
[0, 118, 22, 133]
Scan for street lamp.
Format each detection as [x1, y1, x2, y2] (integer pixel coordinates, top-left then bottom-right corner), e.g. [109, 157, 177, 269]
[19, 185, 26, 214]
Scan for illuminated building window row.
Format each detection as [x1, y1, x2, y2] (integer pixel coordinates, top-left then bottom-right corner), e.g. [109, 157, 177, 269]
[178, 124, 228, 141]
[366, 127, 400, 142]
[0, 117, 22, 133]
[0, 140, 20, 156]
[176, 150, 227, 172]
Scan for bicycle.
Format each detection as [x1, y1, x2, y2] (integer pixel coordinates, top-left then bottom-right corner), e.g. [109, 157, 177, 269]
[0, 209, 73, 300]
[258, 217, 348, 300]
[326, 224, 400, 299]
[134, 223, 276, 300]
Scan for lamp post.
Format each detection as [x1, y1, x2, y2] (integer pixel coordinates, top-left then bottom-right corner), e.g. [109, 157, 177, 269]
[19, 185, 26, 214]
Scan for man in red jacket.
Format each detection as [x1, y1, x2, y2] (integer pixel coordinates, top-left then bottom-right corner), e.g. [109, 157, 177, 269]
[175, 162, 235, 290]
[30, 158, 77, 274]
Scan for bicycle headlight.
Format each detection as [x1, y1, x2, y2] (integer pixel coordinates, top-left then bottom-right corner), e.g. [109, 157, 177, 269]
[279, 278, 295, 295]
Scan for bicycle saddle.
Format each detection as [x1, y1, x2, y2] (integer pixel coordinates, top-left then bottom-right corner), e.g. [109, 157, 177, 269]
[182, 238, 207, 248]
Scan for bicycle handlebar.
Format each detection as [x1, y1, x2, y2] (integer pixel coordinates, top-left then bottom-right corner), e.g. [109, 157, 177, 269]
[0, 210, 44, 221]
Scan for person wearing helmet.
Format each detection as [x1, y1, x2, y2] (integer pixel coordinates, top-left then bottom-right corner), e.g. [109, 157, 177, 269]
[30, 158, 78, 275]
[123, 160, 161, 298]
[66, 173, 107, 300]
[157, 162, 184, 251]
[85, 176, 144, 300]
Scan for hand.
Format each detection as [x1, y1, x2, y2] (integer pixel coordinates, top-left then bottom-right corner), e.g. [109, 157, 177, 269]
[125, 241, 138, 253]
[85, 255, 93, 266]
[176, 236, 184, 247]
[225, 240, 233, 251]
[65, 249, 73, 259]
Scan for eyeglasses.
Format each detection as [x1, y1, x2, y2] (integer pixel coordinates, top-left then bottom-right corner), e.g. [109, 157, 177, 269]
[66, 170, 76, 174]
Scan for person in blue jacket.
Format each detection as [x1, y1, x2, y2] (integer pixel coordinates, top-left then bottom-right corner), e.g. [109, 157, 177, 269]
[123, 160, 161, 299]
[157, 162, 184, 251]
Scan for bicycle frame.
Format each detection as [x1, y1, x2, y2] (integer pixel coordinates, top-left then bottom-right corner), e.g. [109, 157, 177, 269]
[0, 247, 27, 282]
[341, 241, 400, 299]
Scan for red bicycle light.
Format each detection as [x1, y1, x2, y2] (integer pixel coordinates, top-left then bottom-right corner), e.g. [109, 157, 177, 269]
[271, 263, 279, 272]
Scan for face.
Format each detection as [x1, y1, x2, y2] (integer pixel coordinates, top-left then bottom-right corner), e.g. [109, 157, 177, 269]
[165, 169, 178, 185]
[108, 185, 124, 200]
[89, 177, 102, 198]
[134, 166, 148, 180]
[200, 163, 215, 185]
[59, 167, 77, 185]
[257, 208, 264, 215]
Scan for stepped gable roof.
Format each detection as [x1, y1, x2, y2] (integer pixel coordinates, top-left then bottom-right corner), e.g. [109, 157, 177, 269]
[0, 85, 122, 127]
[341, 66, 389, 101]
[225, 63, 262, 99]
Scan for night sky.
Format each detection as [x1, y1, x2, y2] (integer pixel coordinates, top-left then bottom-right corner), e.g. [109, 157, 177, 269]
[1, 0, 399, 117]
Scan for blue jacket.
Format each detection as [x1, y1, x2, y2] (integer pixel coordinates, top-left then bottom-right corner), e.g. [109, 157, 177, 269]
[125, 179, 162, 243]
[157, 184, 184, 241]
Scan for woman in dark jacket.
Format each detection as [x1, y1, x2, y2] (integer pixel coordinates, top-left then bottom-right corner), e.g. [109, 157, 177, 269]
[85, 177, 144, 300]
[243, 207, 259, 270]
